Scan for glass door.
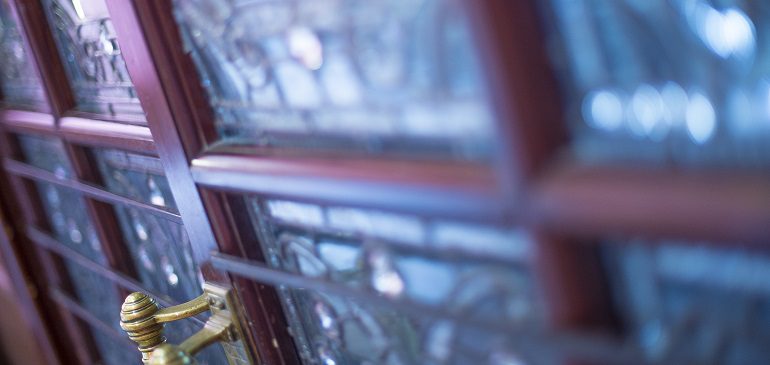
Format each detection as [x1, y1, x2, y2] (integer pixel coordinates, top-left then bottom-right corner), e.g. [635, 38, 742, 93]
[0, 0, 251, 363]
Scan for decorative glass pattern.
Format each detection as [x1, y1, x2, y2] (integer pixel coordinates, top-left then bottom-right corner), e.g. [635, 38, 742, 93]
[93, 149, 202, 303]
[0, 0, 46, 109]
[247, 197, 538, 364]
[42, 0, 144, 119]
[281, 288, 540, 365]
[17, 136, 140, 364]
[113, 205, 202, 303]
[605, 240, 770, 364]
[17, 135, 73, 179]
[87, 324, 142, 365]
[173, 0, 495, 160]
[540, 1, 770, 168]
[93, 149, 177, 211]
[38, 182, 105, 262]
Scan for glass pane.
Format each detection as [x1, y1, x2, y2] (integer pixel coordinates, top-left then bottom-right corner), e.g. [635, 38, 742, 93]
[42, 0, 144, 119]
[93, 148, 177, 211]
[87, 324, 141, 365]
[278, 288, 539, 365]
[93, 149, 202, 303]
[540, 1, 770, 168]
[17, 134, 74, 179]
[246, 197, 539, 364]
[165, 320, 229, 365]
[172, 0, 495, 160]
[114, 205, 202, 301]
[0, 0, 47, 109]
[17, 136, 143, 364]
[38, 182, 105, 262]
[605, 240, 770, 364]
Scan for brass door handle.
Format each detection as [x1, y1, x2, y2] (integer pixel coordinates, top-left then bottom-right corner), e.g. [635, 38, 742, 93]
[120, 283, 253, 365]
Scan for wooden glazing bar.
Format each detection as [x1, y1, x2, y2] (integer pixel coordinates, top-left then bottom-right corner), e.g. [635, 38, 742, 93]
[0, 109, 56, 135]
[531, 162, 770, 244]
[60, 116, 156, 155]
[3, 158, 183, 223]
[192, 154, 506, 222]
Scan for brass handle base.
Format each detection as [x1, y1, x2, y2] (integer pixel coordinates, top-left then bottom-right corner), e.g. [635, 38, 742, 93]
[120, 283, 254, 365]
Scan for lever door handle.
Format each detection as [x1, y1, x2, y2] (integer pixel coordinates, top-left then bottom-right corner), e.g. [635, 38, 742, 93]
[120, 283, 254, 365]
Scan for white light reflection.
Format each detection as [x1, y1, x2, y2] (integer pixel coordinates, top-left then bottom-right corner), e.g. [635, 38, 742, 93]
[693, 4, 755, 58]
[630, 84, 667, 139]
[287, 27, 323, 70]
[583, 89, 624, 132]
[686, 92, 717, 144]
[71, 0, 86, 20]
[660, 82, 688, 127]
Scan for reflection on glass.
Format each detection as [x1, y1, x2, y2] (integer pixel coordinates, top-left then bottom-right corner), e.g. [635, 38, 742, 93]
[0, 0, 46, 109]
[605, 240, 770, 364]
[247, 197, 537, 364]
[42, 0, 144, 119]
[172, 0, 495, 160]
[540, 0, 770, 167]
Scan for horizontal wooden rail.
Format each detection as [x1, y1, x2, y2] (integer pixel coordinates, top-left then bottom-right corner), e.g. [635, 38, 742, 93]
[192, 153, 509, 222]
[59, 116, 156, 155]
[530, 162, 770, 245]
[0, 109, 56, 134]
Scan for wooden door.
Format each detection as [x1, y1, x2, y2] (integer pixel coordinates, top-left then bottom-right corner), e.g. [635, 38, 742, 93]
[0, 0, 251, 363]
[1, 0, 767, 365]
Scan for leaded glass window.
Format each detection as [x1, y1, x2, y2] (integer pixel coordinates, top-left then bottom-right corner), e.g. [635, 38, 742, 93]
[540, 1, 770, 168]
[42, 0, 144, 119]
[172, 0, 495, 160]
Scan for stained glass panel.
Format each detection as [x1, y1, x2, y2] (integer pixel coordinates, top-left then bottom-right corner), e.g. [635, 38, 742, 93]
[278, 288, 540, 365]
[0, 0, 46, 109]
[247, 197, 539, 364]
[17, 136, 141, 364]
[42, 0, 144, 119]
[93, 149, 177, 211]
[605, 240, 770, 364]
[87, 324, 141, 365]
[17, 135, 73, 179]
[93, 149, 203, 304]
[172, 0, 495, 160]
[540, 1, 770, 168]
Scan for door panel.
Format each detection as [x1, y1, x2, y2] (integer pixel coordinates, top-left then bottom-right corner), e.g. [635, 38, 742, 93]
[172, 0, 496, 161]
[40, 0, 145, 120]
[241, 195, 539, 365]
[91, 148, 202, 303]
[2, 0, 767, 364]
[538, 0, 770, 168]
[603, 240, 770, 364]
